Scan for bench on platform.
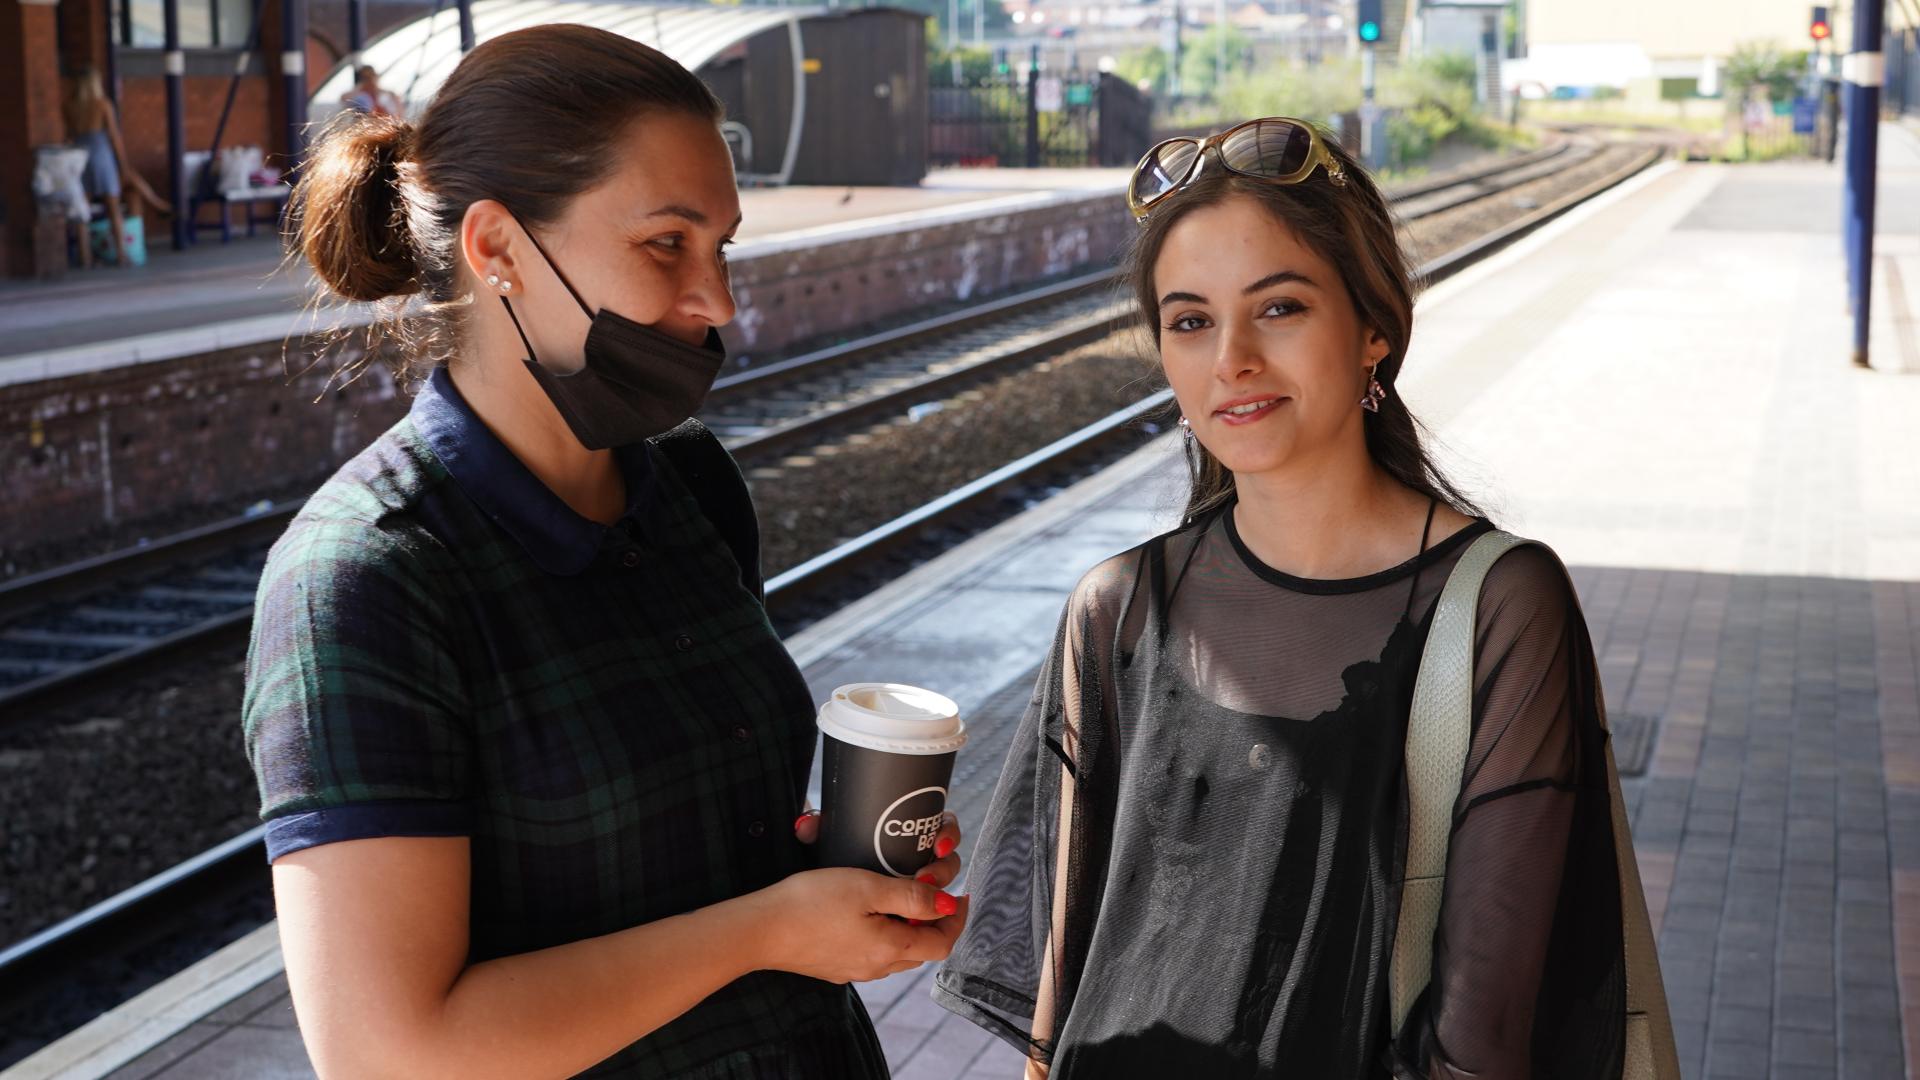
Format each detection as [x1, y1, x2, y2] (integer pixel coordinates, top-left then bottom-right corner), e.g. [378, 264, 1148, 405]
[183, 151, 289, 244]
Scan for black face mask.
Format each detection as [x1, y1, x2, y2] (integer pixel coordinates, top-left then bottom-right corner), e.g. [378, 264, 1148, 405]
[500, 228, 727, 451]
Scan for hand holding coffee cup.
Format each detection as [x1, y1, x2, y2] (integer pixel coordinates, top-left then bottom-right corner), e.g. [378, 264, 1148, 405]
[747, 683, 970, 985]
[752, 867, 971, 984]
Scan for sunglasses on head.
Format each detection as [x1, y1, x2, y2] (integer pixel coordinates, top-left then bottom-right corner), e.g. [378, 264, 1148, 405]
[1128, 117, 1347, 222]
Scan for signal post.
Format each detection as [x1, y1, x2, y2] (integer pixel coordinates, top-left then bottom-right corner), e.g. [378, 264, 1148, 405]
[1356, 0, 1382, 169]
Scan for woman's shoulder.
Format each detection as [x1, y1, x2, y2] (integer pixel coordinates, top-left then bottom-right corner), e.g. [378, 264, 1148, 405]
[1068, 526, 1174, 620]
[1475, 534, 1581, 631]
[263, 425, 455, 589]
[1068, 548, 1139, 612]
[1063, 514, 1207, 625]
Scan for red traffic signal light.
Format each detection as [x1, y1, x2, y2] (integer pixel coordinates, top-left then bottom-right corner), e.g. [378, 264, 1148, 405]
[1810, 5, 1830, 40]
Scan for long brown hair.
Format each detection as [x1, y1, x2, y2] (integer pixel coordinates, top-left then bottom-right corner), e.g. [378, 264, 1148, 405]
[64, 66, 109, 135]
[289, 24, 724, 385]
[1121, 128, 1484, 525]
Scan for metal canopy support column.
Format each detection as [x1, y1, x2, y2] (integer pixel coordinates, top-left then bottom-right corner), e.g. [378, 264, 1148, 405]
[348, 0, 366, 55]
[457, 0, 474, 52]
[281, 0, 308, 171]
[1842, 0, 1885, 367]
[104, 0, 121, 107]
[163, 0, 188, 249]
[774, 19, 805, 185]
[718, 18, 808, 187]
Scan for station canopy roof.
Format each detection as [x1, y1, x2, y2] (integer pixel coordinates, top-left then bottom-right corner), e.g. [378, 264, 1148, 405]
[309, 1, 828, 120]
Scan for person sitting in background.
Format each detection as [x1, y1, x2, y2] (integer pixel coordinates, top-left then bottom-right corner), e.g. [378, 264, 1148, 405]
[341, 65, 405, 119]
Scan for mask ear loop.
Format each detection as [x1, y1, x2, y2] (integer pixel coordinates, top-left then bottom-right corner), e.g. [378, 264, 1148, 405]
[515, 223, 596, 320]
[495, 214, 595, 371]
[499, 295, 543, 369]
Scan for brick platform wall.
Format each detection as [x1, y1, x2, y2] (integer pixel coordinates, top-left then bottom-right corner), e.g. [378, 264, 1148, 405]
[2, 339, 404, 557]
[721, 193, 1129, 357]
[0, 189, 1135, 562]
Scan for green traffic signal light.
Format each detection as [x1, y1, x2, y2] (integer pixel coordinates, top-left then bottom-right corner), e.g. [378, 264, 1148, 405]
[1356, 0, 1382, 44]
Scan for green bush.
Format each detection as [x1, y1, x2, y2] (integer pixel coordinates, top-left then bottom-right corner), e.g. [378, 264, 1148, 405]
[1378, 51, 1499, 165]
[1214, 58, 1362, 124]
[1114, 46, 1169, 96]
[928, 42, 997, 84]
[1152, 49, 1518, 168]
[1178, 24, 1255, 99]
[1724, 41, 1807, 106]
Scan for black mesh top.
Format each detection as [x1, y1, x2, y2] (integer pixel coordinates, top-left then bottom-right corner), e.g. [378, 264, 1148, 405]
[932, 500, 1627, 1077]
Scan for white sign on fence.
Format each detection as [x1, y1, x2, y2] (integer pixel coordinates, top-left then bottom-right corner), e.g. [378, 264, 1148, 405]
[1035, 76, 1064, 113]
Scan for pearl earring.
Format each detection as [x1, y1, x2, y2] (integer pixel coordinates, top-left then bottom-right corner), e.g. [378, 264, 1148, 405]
[501, 281, 512, 292]
[486, 273, 500, 287]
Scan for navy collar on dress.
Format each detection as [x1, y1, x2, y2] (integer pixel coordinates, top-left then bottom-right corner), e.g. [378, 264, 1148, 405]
[411, 366, 653, 576]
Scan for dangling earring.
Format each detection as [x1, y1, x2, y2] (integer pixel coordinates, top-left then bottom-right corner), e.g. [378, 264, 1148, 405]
[1360, 366, 1386, 412]
[1178, 415, 1193, 442]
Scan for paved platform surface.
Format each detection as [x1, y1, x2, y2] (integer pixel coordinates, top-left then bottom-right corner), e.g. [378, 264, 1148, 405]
[12, 130, 1920, 1079]
[0, 168, 1128, 365]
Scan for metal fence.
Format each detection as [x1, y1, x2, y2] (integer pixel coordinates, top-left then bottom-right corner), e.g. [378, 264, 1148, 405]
[1728, 101, 1820, 162]
[929, 68, 1149, 169]
[1717, 83, 1842, 163]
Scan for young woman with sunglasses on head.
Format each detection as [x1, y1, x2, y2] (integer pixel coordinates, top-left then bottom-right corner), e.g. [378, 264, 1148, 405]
[934, 120, 1637, 1077]
[244, 27, 966, 1078]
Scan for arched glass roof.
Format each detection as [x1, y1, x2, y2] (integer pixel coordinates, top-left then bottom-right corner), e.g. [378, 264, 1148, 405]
[309, 1, 828, 121]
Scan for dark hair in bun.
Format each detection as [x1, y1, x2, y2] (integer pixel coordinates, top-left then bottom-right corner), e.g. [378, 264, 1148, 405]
[287, 24, 723, 383]
[294, 111, 416, 304]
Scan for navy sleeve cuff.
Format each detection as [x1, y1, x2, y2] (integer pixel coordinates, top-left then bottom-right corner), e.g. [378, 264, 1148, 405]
[265, 800, 474, 862]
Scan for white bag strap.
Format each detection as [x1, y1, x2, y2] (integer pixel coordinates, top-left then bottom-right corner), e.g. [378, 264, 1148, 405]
[1387, 529, 1681, 1078]
[1389, 529, 1529, 1033]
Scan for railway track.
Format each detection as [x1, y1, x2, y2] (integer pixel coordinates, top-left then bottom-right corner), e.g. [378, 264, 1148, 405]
[0, 138, 1663, 1033]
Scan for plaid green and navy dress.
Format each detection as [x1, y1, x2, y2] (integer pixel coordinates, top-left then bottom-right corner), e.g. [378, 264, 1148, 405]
[243, 368, 887, 1078]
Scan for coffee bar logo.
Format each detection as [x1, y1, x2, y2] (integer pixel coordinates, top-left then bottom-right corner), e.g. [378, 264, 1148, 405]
[874, 785, 948, 877]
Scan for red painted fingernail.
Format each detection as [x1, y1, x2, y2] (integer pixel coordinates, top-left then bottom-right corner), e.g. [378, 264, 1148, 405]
[934, 893, 958, 916]
[917, 873, 937, 885]
[935, 837, 956, 859]
[793, 813, 812, 832]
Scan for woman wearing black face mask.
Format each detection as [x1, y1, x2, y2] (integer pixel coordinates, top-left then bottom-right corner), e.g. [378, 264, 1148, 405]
[245, 26, 967, 1079]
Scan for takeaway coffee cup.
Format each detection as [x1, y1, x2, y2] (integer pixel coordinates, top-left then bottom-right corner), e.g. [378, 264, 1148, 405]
[815, 683, 967, 878]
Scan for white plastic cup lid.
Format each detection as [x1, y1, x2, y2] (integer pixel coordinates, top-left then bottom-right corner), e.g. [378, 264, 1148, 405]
[817, 683, 966, 755]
